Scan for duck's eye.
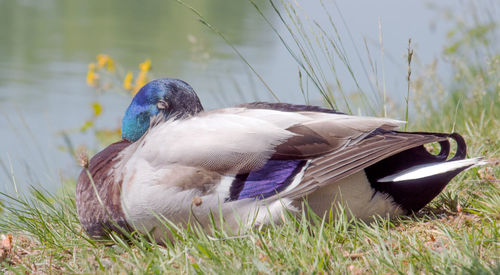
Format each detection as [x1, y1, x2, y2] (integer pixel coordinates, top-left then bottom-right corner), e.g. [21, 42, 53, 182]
[157, 100, 169, 110]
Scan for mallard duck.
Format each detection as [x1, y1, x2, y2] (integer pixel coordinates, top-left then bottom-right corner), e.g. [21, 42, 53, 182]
[76, 78, 484, 240]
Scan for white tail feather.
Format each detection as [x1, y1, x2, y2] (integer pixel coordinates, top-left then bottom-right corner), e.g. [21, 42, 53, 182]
[378, 157, 487, 182]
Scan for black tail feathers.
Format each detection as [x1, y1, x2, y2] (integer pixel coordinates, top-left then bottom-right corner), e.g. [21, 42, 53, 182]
[365, 133, 469, 213]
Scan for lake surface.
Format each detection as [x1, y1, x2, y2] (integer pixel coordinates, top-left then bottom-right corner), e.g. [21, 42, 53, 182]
[0, 0, 474, 192]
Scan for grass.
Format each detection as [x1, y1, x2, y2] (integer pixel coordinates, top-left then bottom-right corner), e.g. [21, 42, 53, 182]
[0, 163, 498, 273]
[1, 0, 500, 273]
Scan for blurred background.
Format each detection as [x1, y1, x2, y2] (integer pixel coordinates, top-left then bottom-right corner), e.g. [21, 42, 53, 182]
[0, 0, 498, 193]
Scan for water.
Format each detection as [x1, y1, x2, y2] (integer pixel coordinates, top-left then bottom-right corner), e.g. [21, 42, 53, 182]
[0, 0, 474, 192]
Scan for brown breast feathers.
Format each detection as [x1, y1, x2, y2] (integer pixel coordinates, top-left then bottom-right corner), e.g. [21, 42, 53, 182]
[76, 140, 132, 238]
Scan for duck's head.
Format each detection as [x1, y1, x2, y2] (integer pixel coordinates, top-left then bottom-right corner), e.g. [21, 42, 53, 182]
[121, 78, 204, 142]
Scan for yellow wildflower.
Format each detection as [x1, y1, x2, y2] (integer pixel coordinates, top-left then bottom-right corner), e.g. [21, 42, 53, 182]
[95, 128, 122, 146]
[106, 58, 115, 72]
[96, 54, 109, 68]
[133, 71, 148, 95]
[139, 59, 151, 72]
[92, 102, 102, 116]
[80, 120, 94, 132]
[96, 54, 116, 72]
[123, 71, 133, 90]
[86, 63, 98, 87]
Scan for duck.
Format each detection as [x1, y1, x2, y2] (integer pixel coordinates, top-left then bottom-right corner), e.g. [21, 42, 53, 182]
[76, 78, 484, 240]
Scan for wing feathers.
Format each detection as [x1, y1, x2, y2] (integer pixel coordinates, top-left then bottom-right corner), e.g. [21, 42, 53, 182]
[272, 115, 405, 159]
[272, 132, 450, 200]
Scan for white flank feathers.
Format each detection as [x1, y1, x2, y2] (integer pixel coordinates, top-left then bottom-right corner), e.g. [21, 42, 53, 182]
[378, 157, 486, 182]
[307, 171, 404, 220]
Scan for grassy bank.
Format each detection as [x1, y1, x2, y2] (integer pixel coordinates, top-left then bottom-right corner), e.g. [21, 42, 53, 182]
[1, 0, 499, 273]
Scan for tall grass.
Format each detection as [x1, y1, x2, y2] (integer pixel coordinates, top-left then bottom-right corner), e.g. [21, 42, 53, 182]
[1, 0, 499, 273]
[0, 178, 498, 273]
[249, 0, 383, 114]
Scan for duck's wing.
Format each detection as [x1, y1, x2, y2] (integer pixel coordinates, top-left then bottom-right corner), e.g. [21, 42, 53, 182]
[133, 108, 405, 176]
[226, 105, 472, 206]
[271, 131, 465, 201]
